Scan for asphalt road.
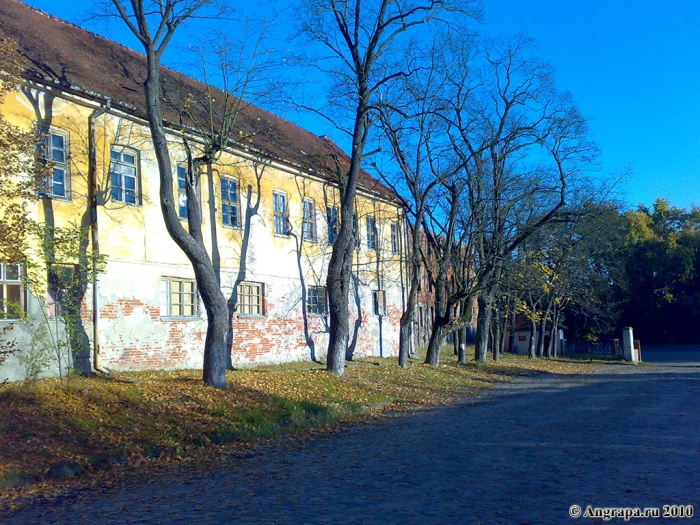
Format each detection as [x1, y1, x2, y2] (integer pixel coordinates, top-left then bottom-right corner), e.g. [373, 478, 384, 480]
[3, 360, 699, 525]
[641, 344, 700, 365]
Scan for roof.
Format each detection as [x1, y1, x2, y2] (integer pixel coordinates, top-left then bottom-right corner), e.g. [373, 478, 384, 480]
[0, 0, 397, 202]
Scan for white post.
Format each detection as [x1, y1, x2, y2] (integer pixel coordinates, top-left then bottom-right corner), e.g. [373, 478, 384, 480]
[622, 327, 637, 362]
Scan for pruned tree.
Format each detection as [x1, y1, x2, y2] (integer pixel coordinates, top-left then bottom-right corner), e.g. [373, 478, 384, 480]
[294, 0, 481, 376]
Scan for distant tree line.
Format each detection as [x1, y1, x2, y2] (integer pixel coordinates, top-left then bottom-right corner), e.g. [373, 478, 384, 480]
[616, 199, 700, 344]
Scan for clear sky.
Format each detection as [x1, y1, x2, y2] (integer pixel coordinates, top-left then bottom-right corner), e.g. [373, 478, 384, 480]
[17, 0, 700, 211]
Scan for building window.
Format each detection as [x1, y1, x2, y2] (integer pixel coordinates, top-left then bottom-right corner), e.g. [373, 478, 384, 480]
[373, 290, 386, 316]
[177, 166, 188, 219]
[160, 277, 197, 318]
[40, 128, 70, 198]
[302, 198, 316, 241]
[366, 216, 377, 250]
[391, 222, 399, 254]
[273, 191, 289, 235]
[221, 176, 240, 228]
[47, 264, 75, 318]
[110, 148, 139, 205]
[307, 286, 327, 315]
[237, 281, 264, 316]
[327, 206, 339, 244]
[0, 263, 25, 319]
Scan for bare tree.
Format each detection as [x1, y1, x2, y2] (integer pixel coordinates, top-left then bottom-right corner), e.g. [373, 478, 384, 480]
[294, 0, 481, 376]
[372, 38, 453, 367]
[110, 0, 275, 387]
[435, 34, 596, 362]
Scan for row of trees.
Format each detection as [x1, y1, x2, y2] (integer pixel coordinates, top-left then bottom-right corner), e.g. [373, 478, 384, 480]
[102, 0, 618, 386]
[7, 1, 675, 388]
[474, 198, 700, 357]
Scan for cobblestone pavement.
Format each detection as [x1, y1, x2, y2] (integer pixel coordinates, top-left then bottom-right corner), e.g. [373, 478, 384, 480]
[4, 362, 699, 525]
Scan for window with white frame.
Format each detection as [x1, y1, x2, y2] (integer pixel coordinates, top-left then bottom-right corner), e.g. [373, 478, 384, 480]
[391, 222, 399, 254]
[39, 127, 70, 198]
[110, 148, 139, 205]
[273, 191, 289, 235]
[237, 281, 264, 316]
[0, 263, 25, 319]
[326, 206, 339, 244]
[302, 198, 316, 241]
[307, 286, 327, 315]
[366, 215, 377, 250]
[221, 176, 240, 228]
[373, 290, 386, 316]
[160, 277, 197, 318]
[177, 166, 188, 219]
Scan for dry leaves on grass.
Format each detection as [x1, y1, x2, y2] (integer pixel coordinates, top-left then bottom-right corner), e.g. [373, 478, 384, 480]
[0, 353, 611, 505]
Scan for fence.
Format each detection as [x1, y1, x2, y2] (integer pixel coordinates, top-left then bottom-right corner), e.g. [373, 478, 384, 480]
[564, 340, 620, 355]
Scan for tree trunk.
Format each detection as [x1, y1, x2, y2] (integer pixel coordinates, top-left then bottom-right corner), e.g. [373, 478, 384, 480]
[424, 249, 451, 366]
[509, 308, 516, 355]
[492, 313, 500, 361]
[457, 325, 467, 364]
[538, 299, 552, 358]
[326, 242, 352, 375]
[499, 315, 508, 356]
[326, 103, 368, 376]
[475, 293, 492, 362]
[143, 48, 228, 388]
[425, 323, 447, 366]
[548, 309, 560, 358]
[528, 317, 537, 359]
[398, 320, 411, 368]
[398, 219, 422, 368]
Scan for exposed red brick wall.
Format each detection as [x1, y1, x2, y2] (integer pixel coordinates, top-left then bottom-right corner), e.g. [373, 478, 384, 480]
[92, 285, 401, 371]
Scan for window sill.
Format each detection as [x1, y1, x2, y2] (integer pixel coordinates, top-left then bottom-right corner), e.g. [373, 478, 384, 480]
[236, 314, 266, 319]
[160, 316, 199, 322]
[222, 223, 242, 231]
[40, 193, 72, 202]
[274, 233, 291, 239]
[111, 201, 143, 208]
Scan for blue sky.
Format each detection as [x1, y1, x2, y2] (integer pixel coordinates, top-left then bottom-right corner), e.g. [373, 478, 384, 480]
[19, 0, 700, 211]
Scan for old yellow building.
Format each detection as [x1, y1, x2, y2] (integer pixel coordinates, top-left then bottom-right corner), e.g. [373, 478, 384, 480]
[0, 0, 409, 380]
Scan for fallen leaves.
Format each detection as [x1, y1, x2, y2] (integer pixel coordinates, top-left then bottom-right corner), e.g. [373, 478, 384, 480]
[0, 350, 609, 505]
